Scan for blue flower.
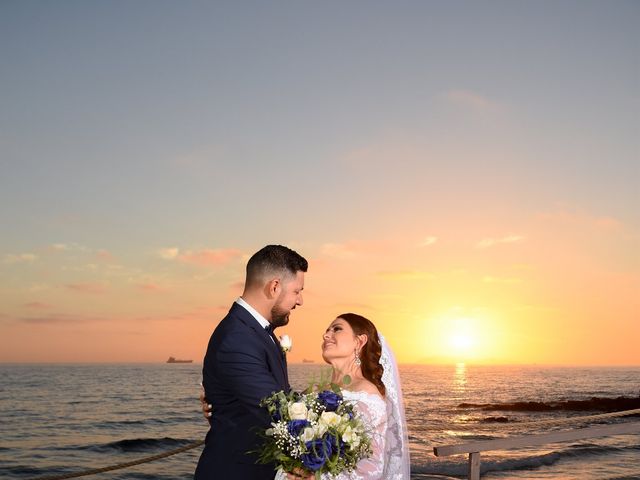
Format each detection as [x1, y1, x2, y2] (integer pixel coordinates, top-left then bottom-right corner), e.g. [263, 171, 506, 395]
[301, 435, 336, 471]
[287, 419, 310, 437]
[270, 399, 282, 421]
[317, 390, 342, 412]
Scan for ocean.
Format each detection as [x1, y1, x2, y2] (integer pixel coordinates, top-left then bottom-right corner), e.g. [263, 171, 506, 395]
[1, 363, 638, 479]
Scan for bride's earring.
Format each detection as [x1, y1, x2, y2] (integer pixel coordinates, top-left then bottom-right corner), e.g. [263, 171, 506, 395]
[354, 349, 362, 367]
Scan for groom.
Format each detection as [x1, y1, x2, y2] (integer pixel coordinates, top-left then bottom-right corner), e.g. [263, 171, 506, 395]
[194, 244, 308, 480]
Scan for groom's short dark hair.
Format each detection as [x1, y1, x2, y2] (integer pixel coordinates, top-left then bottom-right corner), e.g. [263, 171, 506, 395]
[246, 245, 308, 286]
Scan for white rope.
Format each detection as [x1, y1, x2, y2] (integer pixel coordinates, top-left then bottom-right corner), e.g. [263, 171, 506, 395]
[441, 408, 640, 431]
[25, 440, 204, 480]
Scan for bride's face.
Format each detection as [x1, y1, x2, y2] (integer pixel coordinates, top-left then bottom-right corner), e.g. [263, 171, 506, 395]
[321, 317, 357, 363]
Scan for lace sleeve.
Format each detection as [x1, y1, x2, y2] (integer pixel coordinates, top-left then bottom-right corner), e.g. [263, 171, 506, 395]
[321, 392, 387, 480]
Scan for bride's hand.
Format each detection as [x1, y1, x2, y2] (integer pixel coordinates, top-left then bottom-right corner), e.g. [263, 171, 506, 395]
[286, 467, 314, 479]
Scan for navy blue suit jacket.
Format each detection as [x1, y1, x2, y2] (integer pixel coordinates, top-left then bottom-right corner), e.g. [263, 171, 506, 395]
[194, 302, 290, 480]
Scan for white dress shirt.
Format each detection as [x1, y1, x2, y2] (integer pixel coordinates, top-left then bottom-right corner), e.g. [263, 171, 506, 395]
[235, 297, 276, 344]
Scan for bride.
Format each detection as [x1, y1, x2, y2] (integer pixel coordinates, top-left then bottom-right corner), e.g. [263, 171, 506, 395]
[289, 313, 410, 480]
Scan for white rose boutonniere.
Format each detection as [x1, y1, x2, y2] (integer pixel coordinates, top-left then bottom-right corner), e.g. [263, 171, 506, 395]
[279, 334, 292, 354]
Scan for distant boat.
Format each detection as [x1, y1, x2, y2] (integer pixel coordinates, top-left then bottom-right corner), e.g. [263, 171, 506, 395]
[302, 358, 315, 363]
[166, 357, 193, 364]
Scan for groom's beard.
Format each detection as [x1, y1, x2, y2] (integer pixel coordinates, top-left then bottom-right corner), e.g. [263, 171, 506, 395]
[270, 300, 291, 328]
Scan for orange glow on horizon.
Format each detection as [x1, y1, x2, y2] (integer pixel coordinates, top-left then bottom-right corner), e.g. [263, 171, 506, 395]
[1, 209, 638, 366]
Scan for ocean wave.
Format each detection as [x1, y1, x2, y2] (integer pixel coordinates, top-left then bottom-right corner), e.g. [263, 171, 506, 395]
[480, 416, 510, 423]
[0, 464, 47, 475]
[412, 450, 563, 476]
[98, 418, 172, 429]
[458, 395, 640, 412]
[412, 443, 640, 476]
[80, 437, 193, 453]
[562, 443, 640, 458]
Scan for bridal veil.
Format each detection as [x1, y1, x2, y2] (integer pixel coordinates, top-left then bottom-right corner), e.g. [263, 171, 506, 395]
[379, 334, 411, 479]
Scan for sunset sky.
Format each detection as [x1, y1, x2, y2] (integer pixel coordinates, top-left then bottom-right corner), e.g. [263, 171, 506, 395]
[1, 1, 638, 365]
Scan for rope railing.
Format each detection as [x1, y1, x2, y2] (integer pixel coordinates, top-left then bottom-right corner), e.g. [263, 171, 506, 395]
[434, 409, 640, 480]
[440, 407, 640, 431]
[434, 422, 640, 480]
[26, 440, 204, 480]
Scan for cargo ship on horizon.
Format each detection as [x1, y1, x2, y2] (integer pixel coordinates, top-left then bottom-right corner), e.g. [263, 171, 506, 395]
[166, 356, 193, 364]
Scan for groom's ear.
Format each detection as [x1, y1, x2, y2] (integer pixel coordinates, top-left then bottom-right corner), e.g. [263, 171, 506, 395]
[265, 277, 281, 299]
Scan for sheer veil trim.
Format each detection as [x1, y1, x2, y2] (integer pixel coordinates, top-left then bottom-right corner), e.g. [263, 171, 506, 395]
[379, 334, 411, 479]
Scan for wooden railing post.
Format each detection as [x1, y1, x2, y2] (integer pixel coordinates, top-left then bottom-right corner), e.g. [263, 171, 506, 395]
[468, 452, 480, 480]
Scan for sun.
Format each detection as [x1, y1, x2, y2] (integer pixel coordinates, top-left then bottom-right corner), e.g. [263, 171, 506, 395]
[449, 332, 474, 351]
[425, 311, 492, 363]
[446, 318, 478, 357]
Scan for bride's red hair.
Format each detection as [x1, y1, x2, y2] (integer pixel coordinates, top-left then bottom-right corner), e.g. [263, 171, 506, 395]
[338, 313, 385, 397]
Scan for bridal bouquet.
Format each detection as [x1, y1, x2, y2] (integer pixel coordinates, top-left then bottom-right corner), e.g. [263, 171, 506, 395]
[257, 386, 372, 479]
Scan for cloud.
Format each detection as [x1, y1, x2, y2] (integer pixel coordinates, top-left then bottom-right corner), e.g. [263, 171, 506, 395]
[137, 283, 167, 293]
[377, 270, 435, 281]
[476, 235, 525, 249]
[178, 248, 243, 266]
[157, 247, 242, 266]
[24, 302, 53, 309]
[157, 247, 180, 259]
[443, 89, 502, 112]
[332, 302, 375, 311]
[95, 249, 114, 261]
[65, 283, 107, 294]
[133, 306, 222, 323]
[535, 209, 623, 232]
[419, 236, 438, 247]
[321, 243, 358, 259]
[20, 316, 80, 325]
[482, 276, 522, 284]
[48, 243, 92, 253]
[17, 313, 105, 325]
[3, 253, 37, 264]
[320, 241, 386, 259]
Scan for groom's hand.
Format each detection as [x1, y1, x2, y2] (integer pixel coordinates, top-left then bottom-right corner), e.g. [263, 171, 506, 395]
[200, 385, 212, 419]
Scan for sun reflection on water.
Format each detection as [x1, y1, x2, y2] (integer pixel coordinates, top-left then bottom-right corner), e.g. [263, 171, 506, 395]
[453, 362, 467, 391]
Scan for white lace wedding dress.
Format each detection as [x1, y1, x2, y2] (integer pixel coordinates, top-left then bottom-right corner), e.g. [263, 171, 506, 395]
[322, 385, 409, 480]
[320, 390, 387, 480]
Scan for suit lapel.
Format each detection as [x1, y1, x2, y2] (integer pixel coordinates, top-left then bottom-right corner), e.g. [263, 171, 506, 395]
[267, 331, 288, 385]
[267, 329, 290, 390]
[231, 303, 288, 388]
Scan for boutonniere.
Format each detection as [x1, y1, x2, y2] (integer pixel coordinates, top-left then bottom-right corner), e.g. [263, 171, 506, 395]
[279, 334, 292, 354]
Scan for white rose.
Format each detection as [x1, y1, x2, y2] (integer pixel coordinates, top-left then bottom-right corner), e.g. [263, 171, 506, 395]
[301, 427, 315, 442]
[319, 411, 341, 427]
[279, 334, 292, 353]
[306, 410, 318, 422]
[288, 401, 308, 420]
[314, 422, 328, 436]
[342, 426, 361, 449]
